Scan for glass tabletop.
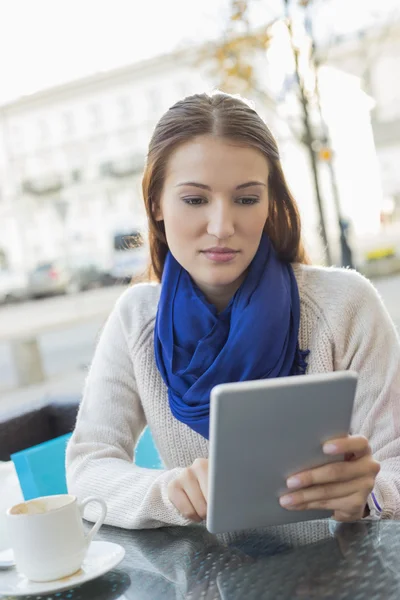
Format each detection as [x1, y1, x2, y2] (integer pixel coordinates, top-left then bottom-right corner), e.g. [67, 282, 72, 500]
[2, 519, 400, 599]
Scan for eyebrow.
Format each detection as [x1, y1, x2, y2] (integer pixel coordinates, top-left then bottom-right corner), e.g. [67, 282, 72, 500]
[175, 181, 267, 190]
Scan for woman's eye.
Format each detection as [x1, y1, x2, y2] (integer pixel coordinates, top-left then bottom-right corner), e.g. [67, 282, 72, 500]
[236, 196, 260, 205]
[182, 196, 207, 206]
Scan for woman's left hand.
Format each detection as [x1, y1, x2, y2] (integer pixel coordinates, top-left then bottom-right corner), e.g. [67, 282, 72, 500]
[279, 435, 381, 522]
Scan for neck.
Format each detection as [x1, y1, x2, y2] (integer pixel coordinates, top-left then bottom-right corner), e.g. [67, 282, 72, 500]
[195, 274, 246, 313]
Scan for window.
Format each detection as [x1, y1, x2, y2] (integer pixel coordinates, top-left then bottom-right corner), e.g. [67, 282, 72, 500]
[34, 263, 53, 272]
[147, 88, 161, 118]
[0, 248, 8, 269]
[372, 55, 400, 122]
[113, 231, 143, 251]
[11, 125, 24, 153]
[71, 169, 82, 182]
[37, 119, 50, 145]
[118, 96, 132, 122]
[87, 104, 103, 130]
[63, 112, 75, 136]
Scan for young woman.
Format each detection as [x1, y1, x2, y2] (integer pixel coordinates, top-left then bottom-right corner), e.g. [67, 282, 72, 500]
[66, 93, 400, 530]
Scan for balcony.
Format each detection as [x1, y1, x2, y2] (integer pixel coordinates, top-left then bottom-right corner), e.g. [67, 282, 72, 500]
[99, 154, 145, 179]
[21, 169, 85, 195]
[22, 174, 63, 196]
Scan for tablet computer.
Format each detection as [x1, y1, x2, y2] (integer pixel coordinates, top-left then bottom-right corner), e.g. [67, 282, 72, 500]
[206, 371, 357, 534]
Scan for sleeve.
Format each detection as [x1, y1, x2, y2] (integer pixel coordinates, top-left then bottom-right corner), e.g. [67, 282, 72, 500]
[65, 295, 191, 530]
[333, 272, 400, 519]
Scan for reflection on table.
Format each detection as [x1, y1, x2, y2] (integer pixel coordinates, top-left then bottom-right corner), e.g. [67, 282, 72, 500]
[2, 519, 400, 599]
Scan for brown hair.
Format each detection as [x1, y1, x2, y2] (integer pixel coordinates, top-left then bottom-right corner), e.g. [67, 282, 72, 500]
[142, 92, 309, 281]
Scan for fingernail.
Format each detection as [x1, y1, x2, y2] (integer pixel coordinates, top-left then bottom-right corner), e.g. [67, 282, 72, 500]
[323, 443, 338, 454]
[280, 495, 293, 507]
[286, 476, 301, 489]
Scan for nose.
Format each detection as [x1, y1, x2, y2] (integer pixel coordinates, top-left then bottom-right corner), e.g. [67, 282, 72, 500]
[206, 199, 235, 240]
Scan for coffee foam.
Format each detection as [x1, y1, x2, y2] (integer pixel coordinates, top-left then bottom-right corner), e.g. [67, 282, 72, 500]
[11, 499, 48, 515]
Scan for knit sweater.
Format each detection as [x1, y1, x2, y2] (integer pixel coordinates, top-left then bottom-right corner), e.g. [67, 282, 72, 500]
[66, 264, 400, 529]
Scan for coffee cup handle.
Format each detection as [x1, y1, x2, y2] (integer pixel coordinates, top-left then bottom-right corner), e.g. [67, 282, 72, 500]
[78, 496, 108, 545]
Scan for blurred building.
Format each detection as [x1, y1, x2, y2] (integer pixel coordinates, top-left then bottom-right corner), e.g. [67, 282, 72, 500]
[0, 44, 321, 273]
[1, 21, 397, 273]
[263, 18, 386, 264]
[322, 20, 400, 224]
[0, 51, 205, 273]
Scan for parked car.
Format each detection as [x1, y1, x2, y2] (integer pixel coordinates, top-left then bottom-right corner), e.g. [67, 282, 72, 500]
[0, 270, 29, 304]
[28, 262, 105, 298]
[110, 230, 149, 283]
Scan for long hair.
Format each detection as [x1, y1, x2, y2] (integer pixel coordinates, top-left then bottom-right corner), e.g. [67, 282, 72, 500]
[142, 92, 309, 281]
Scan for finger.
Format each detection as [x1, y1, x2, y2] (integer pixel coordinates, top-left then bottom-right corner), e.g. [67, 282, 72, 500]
[323, 435, 371, 459]
[193, 459, 209, 501]
[280, 476, 373, 508]
[333, 507, 366, 522]
[286, 455, 380, 489]
[182, 470, 208, 520]
[283, 491, 366, 517]
[169, 485, 202, 522]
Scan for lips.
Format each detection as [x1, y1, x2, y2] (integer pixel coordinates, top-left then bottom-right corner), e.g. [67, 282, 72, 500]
[202, 247, 238, 253]
[201, 248, 239, 263]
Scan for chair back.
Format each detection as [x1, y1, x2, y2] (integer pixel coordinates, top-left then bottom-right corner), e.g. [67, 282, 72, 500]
[11, 427, 162, 500]
[11, 434, 72, 500]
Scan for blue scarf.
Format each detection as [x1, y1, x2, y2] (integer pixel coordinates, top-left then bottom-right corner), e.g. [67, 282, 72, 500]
[154, 234, 309, 439]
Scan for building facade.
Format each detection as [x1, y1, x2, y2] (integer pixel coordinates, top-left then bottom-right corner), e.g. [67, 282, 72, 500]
[0, 51, 207, 273]
[323, 21, 400, 222]
[0, 27, 393, 275]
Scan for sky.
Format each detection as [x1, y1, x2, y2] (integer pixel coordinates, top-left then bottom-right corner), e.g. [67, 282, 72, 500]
[0, 0, 399, 104]
[0, 0, 230, 103]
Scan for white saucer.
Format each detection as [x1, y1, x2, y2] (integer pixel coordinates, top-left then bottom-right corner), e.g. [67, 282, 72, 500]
[0, 541, 125, 597]
[0, 548, 15, 569]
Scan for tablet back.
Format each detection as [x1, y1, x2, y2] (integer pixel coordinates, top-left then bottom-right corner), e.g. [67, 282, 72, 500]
[207, 371, 357, 534]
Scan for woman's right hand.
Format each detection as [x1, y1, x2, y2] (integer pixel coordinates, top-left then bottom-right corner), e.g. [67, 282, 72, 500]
[167, 458, 209, 523]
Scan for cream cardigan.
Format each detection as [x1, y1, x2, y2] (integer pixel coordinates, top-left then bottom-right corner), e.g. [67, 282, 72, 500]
[66, 264, 400, 528]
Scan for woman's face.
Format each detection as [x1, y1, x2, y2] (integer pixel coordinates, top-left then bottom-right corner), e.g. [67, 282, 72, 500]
[155, 134, 270, 308]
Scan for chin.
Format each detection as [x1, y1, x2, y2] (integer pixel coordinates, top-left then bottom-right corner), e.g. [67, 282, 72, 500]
[202, 270, 244, 288]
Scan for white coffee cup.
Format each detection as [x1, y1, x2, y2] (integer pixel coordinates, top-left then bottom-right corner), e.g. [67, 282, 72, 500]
[6, 494, 107, 582]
